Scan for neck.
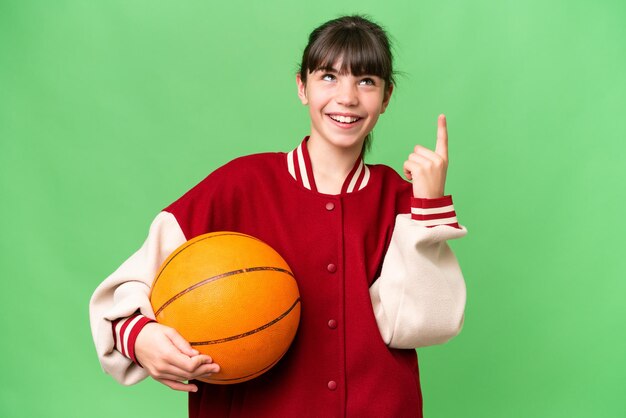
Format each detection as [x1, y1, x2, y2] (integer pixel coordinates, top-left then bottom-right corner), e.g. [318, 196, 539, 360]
[306, 135, 363, 195]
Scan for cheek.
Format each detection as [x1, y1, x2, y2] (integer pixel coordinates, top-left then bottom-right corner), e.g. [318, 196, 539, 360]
[365, 100, 385, 116]
[306, 92, 329, 110]
[368, 114, 382, 127]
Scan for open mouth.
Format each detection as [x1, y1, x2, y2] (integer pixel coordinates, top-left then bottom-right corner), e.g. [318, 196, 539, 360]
[327, 114, 362, 124]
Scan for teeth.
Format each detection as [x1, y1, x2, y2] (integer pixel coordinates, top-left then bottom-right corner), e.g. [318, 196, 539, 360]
[329, 115, 360, 124]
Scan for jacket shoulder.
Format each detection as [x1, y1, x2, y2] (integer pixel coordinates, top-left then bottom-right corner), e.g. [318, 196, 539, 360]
[368, 163, 411, 190]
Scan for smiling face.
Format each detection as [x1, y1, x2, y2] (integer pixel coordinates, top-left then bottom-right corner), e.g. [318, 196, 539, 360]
[297, 64, 393, 152]
[297, 16, 396, 154]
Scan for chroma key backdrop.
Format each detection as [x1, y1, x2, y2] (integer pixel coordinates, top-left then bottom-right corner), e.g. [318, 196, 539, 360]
[1, 1, 624, 417]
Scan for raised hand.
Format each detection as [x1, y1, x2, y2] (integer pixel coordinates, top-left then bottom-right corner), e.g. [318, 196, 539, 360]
[135, 322, 220, 392]
[403, 114, 449, 199]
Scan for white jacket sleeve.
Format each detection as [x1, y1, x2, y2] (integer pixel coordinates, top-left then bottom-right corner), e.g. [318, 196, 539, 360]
[89, 211, 187, 385]
[370, 214, 467, 349]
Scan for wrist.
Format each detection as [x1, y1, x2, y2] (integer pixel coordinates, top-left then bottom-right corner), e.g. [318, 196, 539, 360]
[410, 195, 460, 228]
[112, 313, 155, 366]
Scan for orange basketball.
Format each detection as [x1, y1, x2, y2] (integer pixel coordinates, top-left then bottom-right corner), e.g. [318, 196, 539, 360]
[149, 232, 301, 384]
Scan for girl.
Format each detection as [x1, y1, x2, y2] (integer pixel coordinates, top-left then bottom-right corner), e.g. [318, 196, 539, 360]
[90, 15, 467, 418]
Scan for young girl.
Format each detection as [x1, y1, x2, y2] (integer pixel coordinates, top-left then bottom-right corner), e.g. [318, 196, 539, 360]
[90, 15, 466, 418]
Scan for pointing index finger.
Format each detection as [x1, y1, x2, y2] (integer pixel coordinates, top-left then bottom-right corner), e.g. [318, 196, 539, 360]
[435, 114, 448, 160]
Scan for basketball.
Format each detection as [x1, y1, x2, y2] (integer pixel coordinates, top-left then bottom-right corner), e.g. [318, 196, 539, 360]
[149, 231, 301, 384]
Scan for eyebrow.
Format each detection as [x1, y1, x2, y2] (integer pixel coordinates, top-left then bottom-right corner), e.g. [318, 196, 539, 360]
[314, 65, 339, 73]
[312, 65, 380, 79]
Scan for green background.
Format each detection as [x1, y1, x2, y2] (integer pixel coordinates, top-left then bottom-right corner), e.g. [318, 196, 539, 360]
[1, 0, 625, 417]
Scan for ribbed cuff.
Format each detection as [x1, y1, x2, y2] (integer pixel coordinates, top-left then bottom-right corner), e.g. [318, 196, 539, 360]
[112, 313, 154, 365]
[410, 195, 460, 228]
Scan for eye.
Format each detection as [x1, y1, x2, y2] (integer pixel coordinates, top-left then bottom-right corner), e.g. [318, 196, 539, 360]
[359, 77, 376, 86]
[321, 73, 336, 82]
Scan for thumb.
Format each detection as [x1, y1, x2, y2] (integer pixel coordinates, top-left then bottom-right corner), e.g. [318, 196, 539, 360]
[166, 328, 199, 357]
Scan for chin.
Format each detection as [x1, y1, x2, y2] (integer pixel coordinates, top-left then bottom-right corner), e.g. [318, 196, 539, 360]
[328, 135, 366, 150]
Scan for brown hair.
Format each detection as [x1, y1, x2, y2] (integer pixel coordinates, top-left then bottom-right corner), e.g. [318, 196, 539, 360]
[298, 15, 395, 153]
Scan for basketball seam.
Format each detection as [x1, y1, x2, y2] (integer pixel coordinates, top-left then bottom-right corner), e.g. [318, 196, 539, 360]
[153, 266, 295, 317]
[151, 232, 262, 290]
[204, 346, 291, 383]
[189, 297, 301, 345]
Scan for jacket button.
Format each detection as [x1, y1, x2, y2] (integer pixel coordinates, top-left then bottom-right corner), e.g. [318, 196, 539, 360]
[327, 263, 337, 273]
[328, 319, 337, 329]
[325, 202, 335, 211]
[327, 380, 337, 391]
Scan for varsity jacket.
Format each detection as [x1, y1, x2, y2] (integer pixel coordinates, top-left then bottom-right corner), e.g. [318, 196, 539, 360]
[89, 137, 467, 417]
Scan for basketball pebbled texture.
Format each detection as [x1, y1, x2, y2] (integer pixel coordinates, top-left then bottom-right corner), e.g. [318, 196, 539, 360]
[150, 232, 301, 384]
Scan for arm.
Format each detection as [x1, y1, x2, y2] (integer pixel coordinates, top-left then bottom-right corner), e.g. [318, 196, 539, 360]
[88, 211, 187, 385]
[371, 114, 467, 348]
[370, 196, 467, 348]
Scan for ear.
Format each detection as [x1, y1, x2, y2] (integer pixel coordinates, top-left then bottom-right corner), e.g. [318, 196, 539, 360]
[296, 73, 308, 105]
[380, 83, 394, 114]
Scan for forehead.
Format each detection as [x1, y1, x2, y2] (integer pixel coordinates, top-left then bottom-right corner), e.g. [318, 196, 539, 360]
[301, 23, 393, 83]
[311, 58, 347, 73]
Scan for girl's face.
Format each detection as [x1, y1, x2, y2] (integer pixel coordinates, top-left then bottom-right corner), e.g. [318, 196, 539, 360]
[297, 62, 393, 153]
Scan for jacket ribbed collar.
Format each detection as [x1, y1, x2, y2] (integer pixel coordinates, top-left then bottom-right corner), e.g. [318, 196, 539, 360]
[286, 137, 370, 194]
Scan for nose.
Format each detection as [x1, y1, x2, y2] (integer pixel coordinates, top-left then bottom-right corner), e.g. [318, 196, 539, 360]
[335, 81, 358, 107]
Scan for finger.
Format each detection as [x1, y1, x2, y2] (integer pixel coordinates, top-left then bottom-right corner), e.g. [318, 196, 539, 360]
[192, 362, 221, 376]
[169, 353, 216, 375]
[411, 147, 442, 164]
[157, 378, 199, 393]
[403, 159, 424, 179]
[153, 370, 199, 381]
[412, 149, 447, 172]
[165, 328, 201, 358]
[154, 362, 219, 382]
[405, 153, 447, 183]
[435, 114, 448, 159]
[151, 363, 220, 381]
[403, 160, 415, 180]
[187, 363, 221, 381]
[187, 356, 220, 374]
